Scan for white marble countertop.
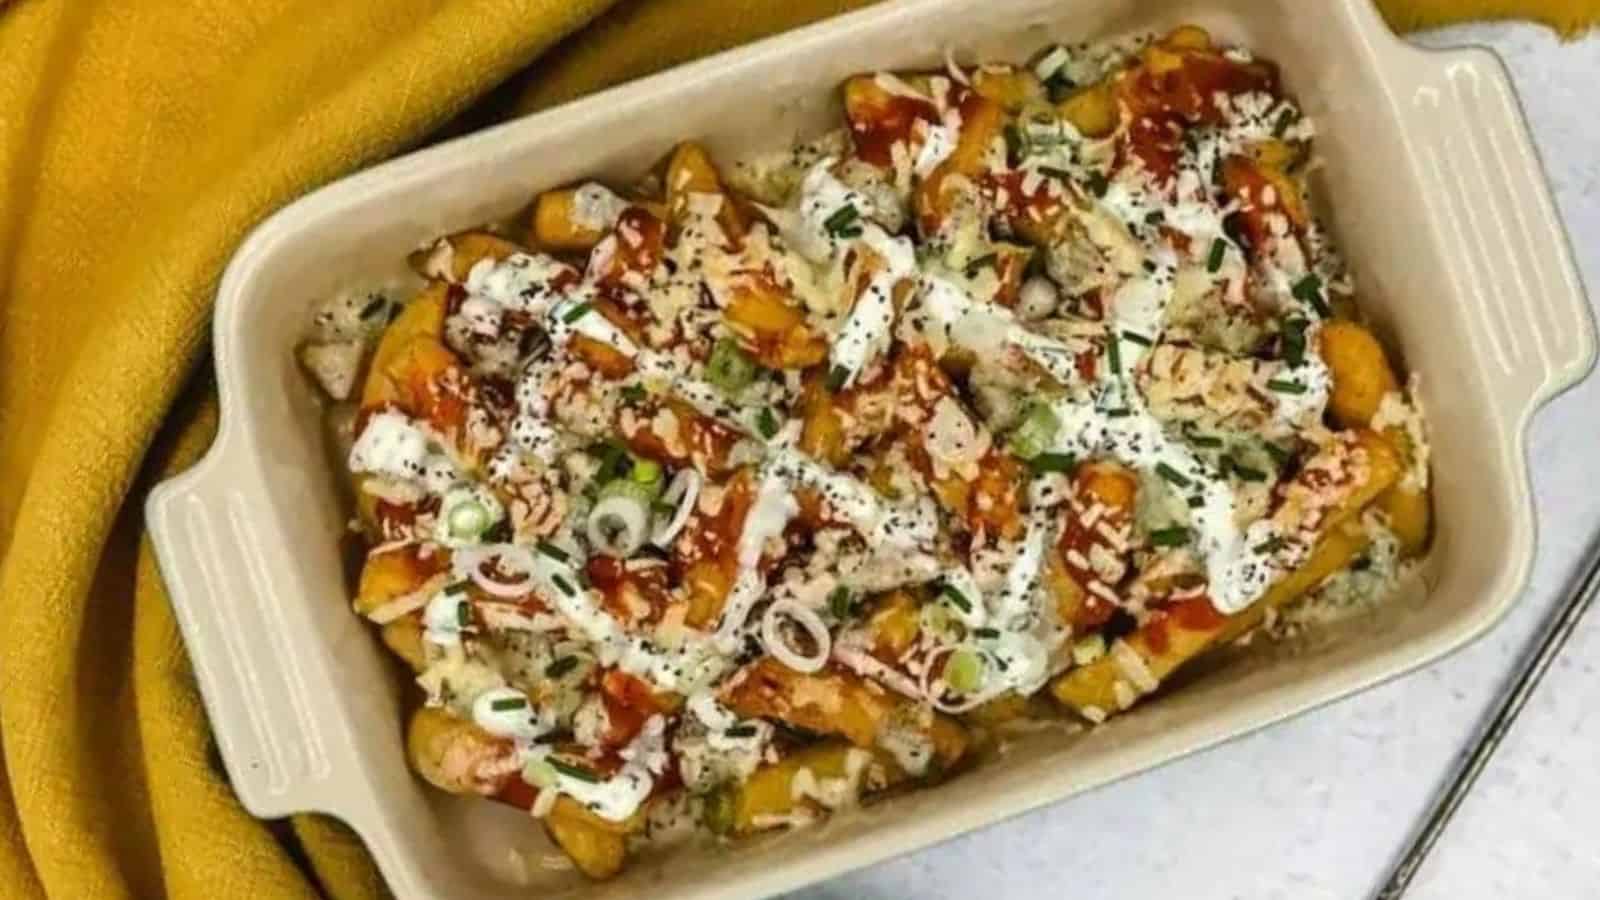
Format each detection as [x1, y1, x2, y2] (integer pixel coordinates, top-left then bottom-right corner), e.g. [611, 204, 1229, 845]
[792, 22, 1600, 900]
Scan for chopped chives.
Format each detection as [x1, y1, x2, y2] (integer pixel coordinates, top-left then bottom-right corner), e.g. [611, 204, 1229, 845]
[561, 301, 593, 324]
[1188, 496, 1206, 509]
[1155, 462, 1192, 488]
[1267, 378, 1307, 395]
[1039, 165, 1074, 180]
[1149, 526, 1192, 548]
[1085, 172, 1110, 197]
[1004, 123, 1026, 162]
[456, 601, 471, 628]
[1106, 408, 1133, 418]
[359, 296, 387, 319]
[822, 204, 862, 238]
[444, 580, 469, 595]
[1273, 108, 1297, 137]
[965, 252, 998, 276]
[1030, 452, 1077, 474]
[1144, 210, 1165, 226]
[1292, 274, 1331, 317]
[548, 759, 601, 783]
[707, 338, 759, 397]
[620, 383, 647, 403]
[825, 364, 851, 393]
[1188, 432, 1224, 449]
[544, 656, 580, 678]
[756, 407, 779, 439]
[631, 458, 662, 485]
[1282, 317, 1309, 368]
[1263, 442, 1293, 466]
[1206, 238, 1227, 273]
[1253, 536, 1287, 555]
[1045, 73, 1077, 102]
[593, 440, 631, 483]
[1105, 331, 1123, 374]
[536, 540, 569, 563]
[490, 696, 527, 712]
[1232, 463, 1269, 483]
[974, 627, 1000, 639]
[828, 586, 854, 620]
[939, 583, 972, 613]
[551, 575, 576, 596]
[724, 724, 759, 738]
[1121, 330, 1152, 347]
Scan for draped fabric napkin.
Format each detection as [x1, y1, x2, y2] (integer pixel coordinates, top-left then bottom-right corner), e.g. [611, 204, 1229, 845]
[0, 1, 1593, 897]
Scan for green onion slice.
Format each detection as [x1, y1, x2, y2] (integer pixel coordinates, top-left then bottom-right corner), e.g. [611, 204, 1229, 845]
[1030, 452, 1077, 475]
[828, 586, 854, 620]
[706, 337, 759, 398]
[544, 656, 580, 678]
[1009, 402, 1061, 461]
[1156, 462, 1192, 488]
[822, 204, 863, 238]
[447, 499, 490, 539]
[1149, 526, 1192, 548]
[825, 364, 851, 393]
[1207, 238, 1227, 273]
[938, 582, 972, 614]
[944, 649, 987, 694]
[548, 758, 601, 783]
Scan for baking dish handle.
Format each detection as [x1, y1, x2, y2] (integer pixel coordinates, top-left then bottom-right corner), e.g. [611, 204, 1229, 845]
[1398, 46, 1597, 425]
[146, 444, 340, 820]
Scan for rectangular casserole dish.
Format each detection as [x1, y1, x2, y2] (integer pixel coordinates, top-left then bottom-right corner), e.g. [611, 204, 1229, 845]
[146, 0, 1596, 897]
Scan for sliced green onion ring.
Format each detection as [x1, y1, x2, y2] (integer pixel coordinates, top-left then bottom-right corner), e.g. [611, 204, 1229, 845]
[706, 337, 758, 398]
[760, 598, 831, 674]
[587, 486, 652, 557]
[649, 468, 703, 547]
[1009, 402, 1061, 460]
[448, 500, 490, 538]
[944, 648, 987, 694]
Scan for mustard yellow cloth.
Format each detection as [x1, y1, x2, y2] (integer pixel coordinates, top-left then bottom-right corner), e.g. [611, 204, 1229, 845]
[0, 1, 1593, 897]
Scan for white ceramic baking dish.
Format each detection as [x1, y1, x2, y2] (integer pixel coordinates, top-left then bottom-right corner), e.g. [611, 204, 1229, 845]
[147, 0, 1596, 896]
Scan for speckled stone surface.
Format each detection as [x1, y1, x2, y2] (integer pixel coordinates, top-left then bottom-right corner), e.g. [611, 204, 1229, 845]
[790, 22, 1600, 900]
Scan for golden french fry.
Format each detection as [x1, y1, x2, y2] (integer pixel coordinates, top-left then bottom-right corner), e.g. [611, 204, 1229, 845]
[663, 141, 745, 238]
[545, 797, 630, 880]
[354, 547, 438, 615]
[721, 659, 968, 770]
[1163, 24, 1213, 50]
[1052, 431, 1402, 719]
[380, 619, 425, 671]
[407, 229, 523, 284]
[724, 283, 828, 369]
[865, 590, 921, 659]
[972, 67, 1044, 111]
[1379, 483, 1432, 558]
[915, 92, 1005, 233]
[405, 708, 514, 796]
[725, 742, 885, 834]
[1320, 320, 1400, 428]
[1059, 81, 1117, 138]
[531, 188, 607, 252]
[363, 281, 448, 405]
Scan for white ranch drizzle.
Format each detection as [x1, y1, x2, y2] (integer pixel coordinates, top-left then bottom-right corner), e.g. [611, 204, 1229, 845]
[538, 715, 670, 822]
